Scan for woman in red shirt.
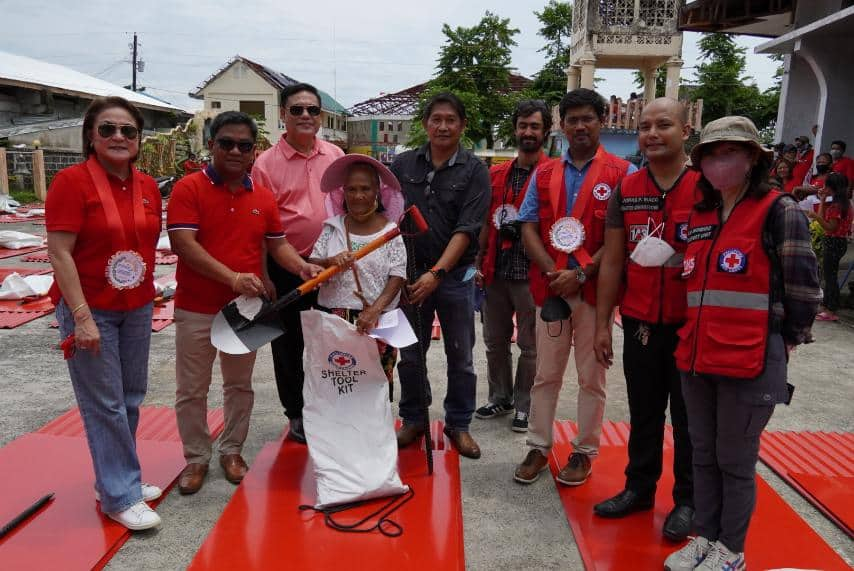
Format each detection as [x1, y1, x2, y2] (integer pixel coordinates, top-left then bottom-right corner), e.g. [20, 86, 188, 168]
[810, 172, 852, 321]
[46, 97, 163, 530]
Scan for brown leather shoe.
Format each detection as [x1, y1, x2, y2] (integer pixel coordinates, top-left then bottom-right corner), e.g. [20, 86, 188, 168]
[443, 427, 481, 459]
[220, 454, 249, 484]
[396, 423, 425, 448]
[556, 452, 592, 486]
[514, 449, 549, 484]
[178, 463, 208, 495]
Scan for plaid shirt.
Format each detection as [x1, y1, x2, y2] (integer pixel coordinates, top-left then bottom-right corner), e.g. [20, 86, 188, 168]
[764, 195, 821, 345]
[495, 164, 533, 281]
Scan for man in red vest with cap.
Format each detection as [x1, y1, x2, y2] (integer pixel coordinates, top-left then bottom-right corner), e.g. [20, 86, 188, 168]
[593, 97, 698, 541]
[513, 88, 635, 486]
[474, 100, 551, 433]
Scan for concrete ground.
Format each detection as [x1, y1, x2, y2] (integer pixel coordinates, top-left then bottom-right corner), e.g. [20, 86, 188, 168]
[1, 219, 852, 570]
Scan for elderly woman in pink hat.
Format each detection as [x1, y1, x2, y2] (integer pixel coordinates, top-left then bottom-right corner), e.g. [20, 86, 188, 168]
[309, 154, 407, 391]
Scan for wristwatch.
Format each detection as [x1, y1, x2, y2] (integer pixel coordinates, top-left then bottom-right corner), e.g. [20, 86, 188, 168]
[575, 266, 587, 284]
[429, 267, 447, 281]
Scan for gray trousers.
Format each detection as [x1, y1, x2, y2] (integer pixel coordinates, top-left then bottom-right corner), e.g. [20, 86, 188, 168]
[481, 278, 537, 413]
[681, 334, 789, 553]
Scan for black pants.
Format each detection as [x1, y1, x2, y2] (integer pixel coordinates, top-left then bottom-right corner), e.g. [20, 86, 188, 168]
[822, 236, 848, 311]
[622, 316, 693, 506]
[267, 256, 318, 420]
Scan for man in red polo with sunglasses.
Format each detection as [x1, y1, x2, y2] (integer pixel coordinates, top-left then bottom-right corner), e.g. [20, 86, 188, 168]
[168, 111, 320, 494]
[252, 83, 344, 444]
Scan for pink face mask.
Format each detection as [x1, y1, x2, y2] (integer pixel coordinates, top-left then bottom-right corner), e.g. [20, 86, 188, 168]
[700, 151, 752, 190]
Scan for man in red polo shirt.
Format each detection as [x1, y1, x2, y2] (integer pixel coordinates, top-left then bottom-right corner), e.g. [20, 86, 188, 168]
[830, 140, 854, 189]
[167, 111, 320, 494]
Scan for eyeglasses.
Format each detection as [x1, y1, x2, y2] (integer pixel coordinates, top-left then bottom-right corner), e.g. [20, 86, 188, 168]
[215, 138, 255, 153]
[288, 105, 322, 117]
[97, 123, 139, 139]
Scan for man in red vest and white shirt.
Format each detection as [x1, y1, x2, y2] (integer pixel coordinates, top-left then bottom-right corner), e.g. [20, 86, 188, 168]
[592, 98, 698, 541]
[513, 89, 635, 485]
[473, 100, 551, 433]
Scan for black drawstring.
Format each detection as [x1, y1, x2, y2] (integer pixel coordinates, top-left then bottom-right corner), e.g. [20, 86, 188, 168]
[299, 486, 415, 537]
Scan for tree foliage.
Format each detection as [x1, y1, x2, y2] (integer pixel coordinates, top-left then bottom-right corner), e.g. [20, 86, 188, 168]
[531, 1, 573, 105]
[690, 33, 779, 131]
[409, 11, 520, 149]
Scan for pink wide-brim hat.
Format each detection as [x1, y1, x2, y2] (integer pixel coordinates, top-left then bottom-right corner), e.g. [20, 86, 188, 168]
[320, 154, 405, 223]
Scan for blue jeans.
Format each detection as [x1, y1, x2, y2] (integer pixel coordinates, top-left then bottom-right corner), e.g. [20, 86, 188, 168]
[398, 266, 477, 431]
[56, 299, 153, 513]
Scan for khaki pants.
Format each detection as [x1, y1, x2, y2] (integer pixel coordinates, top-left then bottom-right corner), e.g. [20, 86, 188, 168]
[527, 298, 611, 457]
[175, 308, 257, 464]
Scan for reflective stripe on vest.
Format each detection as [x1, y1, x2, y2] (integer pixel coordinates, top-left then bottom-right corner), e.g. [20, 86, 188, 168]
[686, 290, 770, 310]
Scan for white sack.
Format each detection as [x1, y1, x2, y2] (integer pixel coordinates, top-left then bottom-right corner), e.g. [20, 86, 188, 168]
[0, 231, 43, 250]
[301, 309, 408, 509]
[0, 273, 53, 300]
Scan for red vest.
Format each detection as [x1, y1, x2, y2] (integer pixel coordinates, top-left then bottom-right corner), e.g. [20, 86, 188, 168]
[529, 147, 631, 306]
[619, 168, 700, 324]
[674, 190, 782, 379]
[482, 153, 548, 285]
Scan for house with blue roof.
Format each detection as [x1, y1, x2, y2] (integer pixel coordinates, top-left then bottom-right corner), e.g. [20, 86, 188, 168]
[190, 55, 348, 148]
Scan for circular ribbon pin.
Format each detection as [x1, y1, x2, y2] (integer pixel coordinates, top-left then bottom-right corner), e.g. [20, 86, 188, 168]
[549, 217, 586, 253]
[106, 250, 147, 290]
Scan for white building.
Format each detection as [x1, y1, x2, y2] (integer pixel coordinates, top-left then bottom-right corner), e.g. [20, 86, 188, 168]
[190, 56, 348, 148]
[680, 0, 854, 151]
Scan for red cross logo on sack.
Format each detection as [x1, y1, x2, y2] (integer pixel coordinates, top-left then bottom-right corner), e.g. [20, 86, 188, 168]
[718, 248, 747, 273]
[592, 183, 612, 201]
[328, 351, 357, 370]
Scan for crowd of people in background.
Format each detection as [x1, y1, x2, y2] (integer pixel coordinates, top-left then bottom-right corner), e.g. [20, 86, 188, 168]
[43, 82, 846, 570]
[769, 132, 853, 322]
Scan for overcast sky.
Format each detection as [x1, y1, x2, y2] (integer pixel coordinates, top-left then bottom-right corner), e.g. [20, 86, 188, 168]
[4, 1, 778, 112]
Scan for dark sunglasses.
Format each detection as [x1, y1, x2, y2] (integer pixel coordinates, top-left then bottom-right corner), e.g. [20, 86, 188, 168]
[288, 105, 322, 117]
[215, 138, 255, 153]
[97, 123, 139, 139]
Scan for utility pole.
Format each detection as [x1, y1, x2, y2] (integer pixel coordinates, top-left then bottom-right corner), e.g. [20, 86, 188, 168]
[131, 32, 138, 92]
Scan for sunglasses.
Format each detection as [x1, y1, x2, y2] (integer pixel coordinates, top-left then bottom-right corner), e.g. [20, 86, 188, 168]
[97, 123, 139, 139]
[288, 105, 322, 117]
[215, 138, 255, 153]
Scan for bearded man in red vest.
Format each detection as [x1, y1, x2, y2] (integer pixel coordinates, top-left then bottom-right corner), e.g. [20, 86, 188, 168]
[593, 97, 698, 541]
[473, 100, 551, 433]
[513, 89, 636, 486]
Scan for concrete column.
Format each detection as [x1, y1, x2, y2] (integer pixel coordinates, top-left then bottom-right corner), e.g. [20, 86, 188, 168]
[566, 65, 581, 92]
[664, 57, 683, 99]
[32, 150, 46, 201]
[643, 68, 658, 102]
[0, 149, 8, 196]
[579, 58, 596, 89]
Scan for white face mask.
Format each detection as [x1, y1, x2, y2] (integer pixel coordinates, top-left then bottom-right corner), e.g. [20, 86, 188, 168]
[630, 221, 676, 268]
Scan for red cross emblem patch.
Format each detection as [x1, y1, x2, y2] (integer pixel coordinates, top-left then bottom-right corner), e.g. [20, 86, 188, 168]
[592, 183, 612, 201]
[718, 248, 747, 273]
[677, 223, 689, 242]
[328, 351, 357, 370]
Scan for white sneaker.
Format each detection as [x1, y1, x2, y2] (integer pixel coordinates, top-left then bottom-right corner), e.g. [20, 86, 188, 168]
[95, 482, 163, 503]
[695, 541, 745, 571]
[664, 536, 711, 571]
[107, 500, 162, 531]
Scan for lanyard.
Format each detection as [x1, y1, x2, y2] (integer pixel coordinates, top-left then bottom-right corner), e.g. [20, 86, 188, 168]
[85, 156, 146, 251]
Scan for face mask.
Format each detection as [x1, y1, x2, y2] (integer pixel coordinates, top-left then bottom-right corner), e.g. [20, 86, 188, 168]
[630, 221, 676, 268]
[701, 151, 752, 191]
[830, 149, 843, 160]
[541, 296, 571, 322]
[816, 164, 830, 174]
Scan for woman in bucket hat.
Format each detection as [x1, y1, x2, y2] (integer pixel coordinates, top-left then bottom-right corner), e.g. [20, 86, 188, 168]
[308, 154, 407, 391]
[665, 117, 821, 571]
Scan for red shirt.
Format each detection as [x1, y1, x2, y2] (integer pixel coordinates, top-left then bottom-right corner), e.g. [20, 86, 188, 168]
[832, 156, 854, 183]
[167, 167, 285, 314]
[45, 162, 161, 311]
[824, 202, 853, 238]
